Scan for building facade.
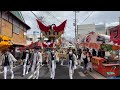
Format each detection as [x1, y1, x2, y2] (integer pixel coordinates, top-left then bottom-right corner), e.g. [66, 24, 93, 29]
[95, 24, 105, 34]
[26, 34, 40, 45]
[77, 24, 96, 36]
[77, 24, 106, 37]
[0, 11, 30, 58]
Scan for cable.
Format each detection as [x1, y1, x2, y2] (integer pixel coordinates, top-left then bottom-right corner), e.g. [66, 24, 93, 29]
[80, 11, 94, 24]
[45, 11, 74, 38]
[30, 11, 47, 25]
[45, 11, 73, 31]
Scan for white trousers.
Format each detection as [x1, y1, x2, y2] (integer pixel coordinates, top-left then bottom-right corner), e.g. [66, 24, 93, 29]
[61, 60, 64, 65]
[49, 60, 56, 79]
[23, 59, 30, 75]
[31, 62, 42, 79]
[69, 60, 74, 79]
[35, 63, 40, 79]
[4, 66, 14, 79]
[31, 64, 36, 73]
[77, 59, 81, 66]
[23, 64, 30, 75]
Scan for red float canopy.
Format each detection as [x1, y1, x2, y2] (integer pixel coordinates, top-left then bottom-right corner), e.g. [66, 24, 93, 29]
[36, 19, 67, 33]
[18, 46, 26, 51]
[42, 42, 48, 47]
[53, 20, 67, 32]
[49, 42, 54, 47]
[42, 42, 55, 48]
[34, 42, 42, 47]
[36, 19, 50, 32]
[28, 42, 34, 49]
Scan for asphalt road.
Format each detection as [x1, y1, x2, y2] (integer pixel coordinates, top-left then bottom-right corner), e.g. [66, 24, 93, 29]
[0, 60, 94, 79]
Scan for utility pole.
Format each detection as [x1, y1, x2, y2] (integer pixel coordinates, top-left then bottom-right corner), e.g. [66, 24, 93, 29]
[38, 16, 45, 42]
[73, 11, 79, 50]
[73, 11, 79, 39]
[75, 11, 77, 38]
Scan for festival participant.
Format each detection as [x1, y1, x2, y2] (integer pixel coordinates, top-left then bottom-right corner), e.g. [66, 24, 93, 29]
[68, 49, 76, 79]
[55, 50, 59, 64]
[86, 52, 92, 72]
[29, 49, 34, 71]
[81, 49, 88, 74]
[92, 49, 97, 56]
[22, 49, 33, 76]
[31, 47, 42, 79]
[48, 49, 56, 79]
[2, 49, 17, 79]
[77, 48, 82, 66]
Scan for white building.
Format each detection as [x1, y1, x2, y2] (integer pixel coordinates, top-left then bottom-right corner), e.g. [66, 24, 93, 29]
[77, 24, 96, 35]
[95, 24, 105, 34]
[26, 34, 40, 45]
[77, 24, 106, 37]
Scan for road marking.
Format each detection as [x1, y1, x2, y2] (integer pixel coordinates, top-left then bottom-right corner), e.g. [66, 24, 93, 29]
[78, 72, 86, 77]
[0, 65, 22, 74]
[28, 64, 44, 79]
[87, 70, 106, 79]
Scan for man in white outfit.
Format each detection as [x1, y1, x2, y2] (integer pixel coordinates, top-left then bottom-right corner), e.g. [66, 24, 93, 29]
[22, 50, 31, 76]
[31, 48, 42, 79]
[36, 50, 42, 79]
[2, 49, 17, 79]
[68, 50, 76, 79]
[48, 49, 56, 79]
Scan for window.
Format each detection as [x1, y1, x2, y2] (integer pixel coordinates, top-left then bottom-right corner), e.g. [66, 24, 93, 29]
[13, 25, 19, 34]
[8, 15, 13, 23]
[20, 23, 24, 29]
[13, 18, 19, 27]
[23, 27, 26, 31]
[2, 12, 8, 21]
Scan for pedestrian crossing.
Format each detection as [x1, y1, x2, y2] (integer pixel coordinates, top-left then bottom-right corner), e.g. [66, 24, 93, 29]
[78, 72, 86, 77]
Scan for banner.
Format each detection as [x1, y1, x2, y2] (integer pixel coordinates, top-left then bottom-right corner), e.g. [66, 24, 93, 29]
[110, 25, 120, 45]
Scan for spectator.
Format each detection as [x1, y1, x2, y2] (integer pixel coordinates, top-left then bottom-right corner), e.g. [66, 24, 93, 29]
[87, 52, 92, 72]
[81, 49, 88, 74]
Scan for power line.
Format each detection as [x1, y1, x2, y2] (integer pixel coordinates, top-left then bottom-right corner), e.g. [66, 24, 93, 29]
[80, 11, 94, 24]
[30, 11, 47, 25]
[44, 11, 73, 38]
[45, 11, 73, 31]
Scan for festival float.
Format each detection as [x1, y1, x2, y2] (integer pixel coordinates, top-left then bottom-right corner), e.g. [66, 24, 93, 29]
[80, 31, 120, 77]
[36, 19, 67, 61]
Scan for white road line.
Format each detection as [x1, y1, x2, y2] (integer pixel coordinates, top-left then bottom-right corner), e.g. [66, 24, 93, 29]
[87, 71, 106, 79]
[0, 65, 21, 74]
[28, 64, 44, 79]
[78, 72, 86, 77]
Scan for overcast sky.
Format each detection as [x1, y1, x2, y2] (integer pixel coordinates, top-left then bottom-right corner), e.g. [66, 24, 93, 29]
[21, 11, 120, 40]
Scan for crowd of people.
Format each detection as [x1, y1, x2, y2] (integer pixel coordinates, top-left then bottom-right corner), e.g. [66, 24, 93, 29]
[0, 45, 105, 79]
